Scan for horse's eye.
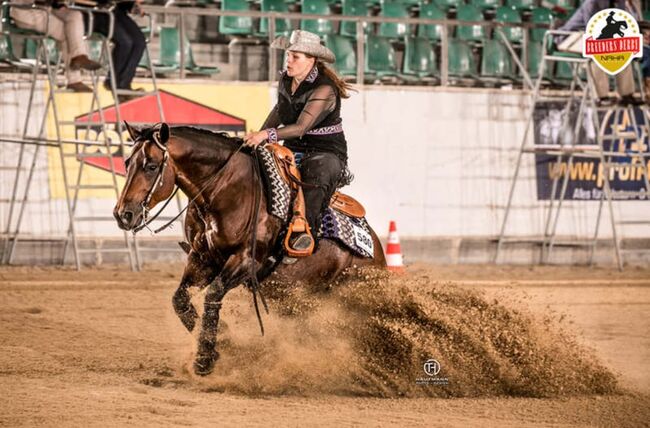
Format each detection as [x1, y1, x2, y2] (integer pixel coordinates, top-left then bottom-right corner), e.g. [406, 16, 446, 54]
[146, 164, 158, 172]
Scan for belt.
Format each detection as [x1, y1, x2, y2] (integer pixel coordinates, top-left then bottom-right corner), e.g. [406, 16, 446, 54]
[305, 123, 343, 136]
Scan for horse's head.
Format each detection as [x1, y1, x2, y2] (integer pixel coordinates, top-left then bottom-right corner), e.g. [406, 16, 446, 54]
[114, 122, 177, 231]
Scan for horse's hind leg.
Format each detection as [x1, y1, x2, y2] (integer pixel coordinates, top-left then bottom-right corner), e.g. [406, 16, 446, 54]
[173, 253, 219, 333]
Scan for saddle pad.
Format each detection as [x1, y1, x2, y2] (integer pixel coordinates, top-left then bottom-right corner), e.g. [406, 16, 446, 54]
[319, 207, 374, 259]
[257, 145, 291, 222]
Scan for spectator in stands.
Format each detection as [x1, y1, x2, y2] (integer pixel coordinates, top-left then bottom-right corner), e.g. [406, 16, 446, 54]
[9, 0, 101, 92]
[92, 0, 146, 101]
[242, 30, 353, 257]
[556, 0, 643, 105]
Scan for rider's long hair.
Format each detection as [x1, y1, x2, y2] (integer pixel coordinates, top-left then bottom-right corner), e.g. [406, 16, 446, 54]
[312, 59, 354, 99]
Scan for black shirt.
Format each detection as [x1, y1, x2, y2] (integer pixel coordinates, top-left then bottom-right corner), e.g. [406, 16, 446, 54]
[262, 66, 348, 162]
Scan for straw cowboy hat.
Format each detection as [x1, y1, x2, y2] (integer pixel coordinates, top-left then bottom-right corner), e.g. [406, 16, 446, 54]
[270, 30, 335, 64]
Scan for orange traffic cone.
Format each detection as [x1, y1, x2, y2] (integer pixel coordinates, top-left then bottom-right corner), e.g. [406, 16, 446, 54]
[385, 220, 404, 272]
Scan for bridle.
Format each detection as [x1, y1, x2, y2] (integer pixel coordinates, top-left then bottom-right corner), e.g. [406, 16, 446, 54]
[126, 129, 244, 235]
[128, 129, 174, 234]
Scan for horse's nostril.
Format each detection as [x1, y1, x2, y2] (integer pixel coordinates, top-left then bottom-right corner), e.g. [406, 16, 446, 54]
[122, 210, 133, 224]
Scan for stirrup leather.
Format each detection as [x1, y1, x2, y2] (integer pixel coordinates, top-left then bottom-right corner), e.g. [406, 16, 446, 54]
[265, 144, 315, 257]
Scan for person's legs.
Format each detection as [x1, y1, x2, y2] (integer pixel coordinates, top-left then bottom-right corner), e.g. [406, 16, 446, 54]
[10, 8, 84, 84]
[589, 62, 611, 99]
[115, 9, 145, 89]
[643, 45, 650, 78]
[109, 12, 135, 89]
[615, 62, 635, 97]
[299, 152, 344, 236]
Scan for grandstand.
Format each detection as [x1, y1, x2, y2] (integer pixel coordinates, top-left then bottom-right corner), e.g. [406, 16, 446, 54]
[4, 0, 639, 87]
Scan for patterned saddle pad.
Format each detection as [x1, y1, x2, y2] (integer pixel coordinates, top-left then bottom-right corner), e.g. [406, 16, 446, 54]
[257, 146, 374, 259]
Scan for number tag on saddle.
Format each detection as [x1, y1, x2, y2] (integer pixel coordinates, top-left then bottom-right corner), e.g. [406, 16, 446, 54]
[353, 224, 374, 256]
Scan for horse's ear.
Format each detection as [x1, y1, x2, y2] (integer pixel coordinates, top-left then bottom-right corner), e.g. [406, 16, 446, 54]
[124, 121, 139, 142]
[159, 123, 170, 145]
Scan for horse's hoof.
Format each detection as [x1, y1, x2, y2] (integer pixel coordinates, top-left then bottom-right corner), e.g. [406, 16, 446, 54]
[193, 350, 219, 376]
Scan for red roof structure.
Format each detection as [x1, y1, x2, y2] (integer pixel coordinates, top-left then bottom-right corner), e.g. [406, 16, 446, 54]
[74, 90, 247, 176]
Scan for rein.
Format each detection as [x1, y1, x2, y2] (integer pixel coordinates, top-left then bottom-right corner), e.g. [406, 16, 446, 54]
[248, 147, 269, 336]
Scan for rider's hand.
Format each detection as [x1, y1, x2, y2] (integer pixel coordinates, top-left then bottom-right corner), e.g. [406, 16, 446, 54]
[243, 130, 269, 148]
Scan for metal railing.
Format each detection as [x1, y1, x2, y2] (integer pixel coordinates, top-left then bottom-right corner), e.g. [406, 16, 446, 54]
[143, 4, 548, 85]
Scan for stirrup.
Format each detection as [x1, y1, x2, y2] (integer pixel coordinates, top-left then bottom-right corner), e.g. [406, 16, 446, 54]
[284, 230, 314, 258]
[291, 233, 314, 251]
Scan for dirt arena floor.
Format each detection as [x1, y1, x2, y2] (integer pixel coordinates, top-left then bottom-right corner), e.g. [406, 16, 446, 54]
[1, 262, 649, 427]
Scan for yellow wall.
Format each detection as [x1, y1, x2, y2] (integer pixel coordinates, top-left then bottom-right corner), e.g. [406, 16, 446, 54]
[46, 82, 271, 199]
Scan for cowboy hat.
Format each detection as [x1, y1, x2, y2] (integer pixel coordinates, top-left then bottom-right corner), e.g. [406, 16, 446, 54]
[270, 30, 335, 64]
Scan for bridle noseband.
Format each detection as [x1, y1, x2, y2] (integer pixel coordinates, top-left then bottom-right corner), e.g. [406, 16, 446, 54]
[130, 129, 172, 234]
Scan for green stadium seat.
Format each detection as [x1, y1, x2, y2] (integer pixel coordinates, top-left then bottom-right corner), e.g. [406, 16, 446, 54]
[456, 4, 487, 42]
[433, 0, 463, 11]
[258, 0, 292, 36]
[323, 34, 357, 77]
[0, 33, 17, 63]
[480, 39, 513, 81]
[553, 60, 577, 85]
[495, 6, 523, 44]
[470, 0, 500, 11]
[86, 37, 103, 63]
[526, 41, 551, 80]
[301, 0, 335, 36]
[340, 0, 371, 37]
[505, 0, 534, 10]
[448, 38, 477, 78]
[403, 36, 437, 79]
[378, 1, 410, 40]
[417, 3, 445, 42]
[219, 0, 254, 36]
[365, 34, 399, 79]
[158, 26, 219, 75]
[24, 37, 59, 65]
[530, 7, 553, 42]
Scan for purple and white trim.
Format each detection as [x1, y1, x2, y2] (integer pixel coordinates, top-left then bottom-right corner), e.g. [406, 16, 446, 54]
[266, 127, 278, 144]
[305, 66, 318, 83]
[305, 122, 343, 136]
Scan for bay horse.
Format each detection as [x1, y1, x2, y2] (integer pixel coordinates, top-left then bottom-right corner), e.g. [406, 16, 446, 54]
[113, 122, 386, 376]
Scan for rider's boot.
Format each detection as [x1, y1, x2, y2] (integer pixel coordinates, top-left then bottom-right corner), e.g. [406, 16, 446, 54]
[284, 186, 315, 258]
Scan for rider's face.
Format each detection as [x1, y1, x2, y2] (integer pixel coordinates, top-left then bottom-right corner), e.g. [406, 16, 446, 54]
[286, 51, 315, 79]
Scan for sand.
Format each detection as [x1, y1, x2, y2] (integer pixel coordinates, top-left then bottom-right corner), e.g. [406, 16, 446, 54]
[1, 263, 649, 427]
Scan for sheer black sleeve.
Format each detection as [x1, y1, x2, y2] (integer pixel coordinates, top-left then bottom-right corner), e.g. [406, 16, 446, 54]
[260, 104, 282, 130]
[265, 85, 336, 143]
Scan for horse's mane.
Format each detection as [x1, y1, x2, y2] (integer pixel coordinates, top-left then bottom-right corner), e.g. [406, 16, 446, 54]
[170, 126, 244, 151]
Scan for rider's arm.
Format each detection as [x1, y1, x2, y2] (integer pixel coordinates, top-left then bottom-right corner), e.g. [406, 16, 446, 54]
[260, 104, 282, 130]
[265, 85, 336, 144]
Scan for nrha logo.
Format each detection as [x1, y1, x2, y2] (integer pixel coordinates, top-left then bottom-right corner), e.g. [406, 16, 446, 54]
[583, 8, 643, 75]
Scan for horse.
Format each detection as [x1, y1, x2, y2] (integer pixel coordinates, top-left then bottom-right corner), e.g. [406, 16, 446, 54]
[113, 122, 386, 376]
[597, 19, 628, 40]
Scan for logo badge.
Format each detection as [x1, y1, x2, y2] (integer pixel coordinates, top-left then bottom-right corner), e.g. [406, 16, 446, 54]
[423, 359, 441, 376]
[583, 9, 643, 75]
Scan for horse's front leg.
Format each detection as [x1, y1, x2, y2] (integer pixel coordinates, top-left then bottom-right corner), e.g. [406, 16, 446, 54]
[194, 251, 252, 376]
[172, 252, 219, 333]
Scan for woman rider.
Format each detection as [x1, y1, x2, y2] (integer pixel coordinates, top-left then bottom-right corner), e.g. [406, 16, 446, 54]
[243, 30, 353, 254]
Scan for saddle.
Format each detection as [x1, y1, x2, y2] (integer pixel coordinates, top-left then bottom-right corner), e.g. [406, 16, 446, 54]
[264, 144, 366, 257]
